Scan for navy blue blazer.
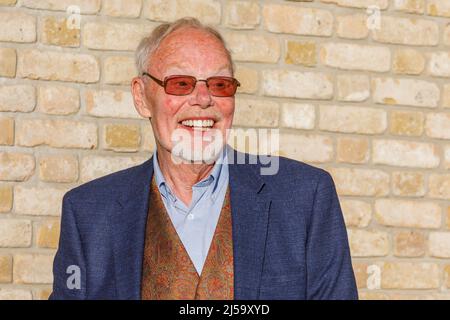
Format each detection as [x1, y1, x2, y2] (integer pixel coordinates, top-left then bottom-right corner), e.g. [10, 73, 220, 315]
[50, 147, 357, 300]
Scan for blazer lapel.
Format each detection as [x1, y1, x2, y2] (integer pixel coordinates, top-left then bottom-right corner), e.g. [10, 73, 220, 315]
[111, 157, 154, 300]
[227, 147, 272, 300]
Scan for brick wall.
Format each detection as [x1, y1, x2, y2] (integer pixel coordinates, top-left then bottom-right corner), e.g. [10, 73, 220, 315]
[0, 0, 449, 300]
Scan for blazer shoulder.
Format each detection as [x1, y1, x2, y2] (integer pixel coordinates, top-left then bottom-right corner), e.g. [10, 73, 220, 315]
[64, 158, 152, 203]
[261, 155, 332, 189]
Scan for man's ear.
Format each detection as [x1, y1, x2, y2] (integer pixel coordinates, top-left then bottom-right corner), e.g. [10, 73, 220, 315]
[131, 76, 153, 118]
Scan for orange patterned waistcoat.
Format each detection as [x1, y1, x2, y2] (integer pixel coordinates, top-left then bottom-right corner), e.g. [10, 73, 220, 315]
[141, 175, 234, 300]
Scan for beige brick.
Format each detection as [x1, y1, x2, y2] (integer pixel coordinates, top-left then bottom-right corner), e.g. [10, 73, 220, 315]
[17, 49, 99, 83]
[143, 0, 221, 24]
[15, 186, 66, 216]
[141, 124, 156, 153]
[445, 24, 450, 47]
[447, 206, 450, 229]
[102, 0, 142, 18]
[234, 99, 279, 128]
[429, 174, 450, 200]
[341, 199, 371, 227]
[14, 254, 54, 284]
[373, 139, 439, 168]
[445, 265, 450, 288]
[263, 4, 333, 36]
[85, 89, 141, 119]
[280, 103, 315, 130]
[394, 0, 425, 14]
[444, 84, 450, 108]
[81, 155, 147, 182]
[336, 14, 369, 39]
[0, 47, 16, 78]
[372, 16, 439, 46]
[17, 119, 97, 149]
[392, 171, 426, 197]
[262, 70, 333, 99]
[375, 199, 441, 229]
[278, 134, 333, 163]
[39, 155, 78, 183]
[426, 113, 450, 139]
[428, 52, 450, 78]
[320, 43, 390, 72]
[0, 186, 13, 213]
[390, 110, 424, 136]
[22, 0, 101, 13]
[429, 232, 450, 258]
[225, 33, 280, 63]
[388, 293, 439, 300]
[33, 288, 52, 300]
[0, 152, 35, 182]
[381, 262, 439, 289]
[104, 124, 141, 152]
[0, 85, 36, 112]
[0, 255, 12, 283]
[359, 292, 389, 300]
[41, 17, 80, 47]
[321, 0, 388, 9]
[36, 219, 60, 249]
[0, 117, 14, 145]
[0, 219, 32, 247]
[104, 56, 137, 85]
[393, 49, 425, 75]
[285, 41, 316, 67]
[394, 231, 426, 257]
[348, 229, 389, 257]
[37, 86, 79, 115]
[372, 77, 440, 108]
[337, 137, 369, 164]
[352, 262, 369, 289]
[0, 12, 36, 43]
[0, 0, 17, 5]
[445, 145, 450, 169]
[224, 0, 260, 29]
[329, 167, 390, 196]
[427, 0, 450, 17]
[336, 74, 370, 102]
[320, 105, 386, 134]
[235, 65, 258, 94]
[0, 289, 32, 300]
[83, 22, 151, 51]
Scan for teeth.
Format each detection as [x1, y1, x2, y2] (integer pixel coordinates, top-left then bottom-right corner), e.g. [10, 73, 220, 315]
[181, 119, 214, 128]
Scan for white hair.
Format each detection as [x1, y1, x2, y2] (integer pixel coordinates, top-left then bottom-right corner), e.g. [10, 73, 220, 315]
[135, 17, 234, 76]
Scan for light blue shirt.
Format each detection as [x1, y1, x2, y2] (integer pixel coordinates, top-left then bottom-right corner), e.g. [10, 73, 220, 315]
[152, 146, 229, 275]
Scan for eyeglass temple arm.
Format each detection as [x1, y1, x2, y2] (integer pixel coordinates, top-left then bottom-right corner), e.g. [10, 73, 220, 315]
[142, 72, 164, 87]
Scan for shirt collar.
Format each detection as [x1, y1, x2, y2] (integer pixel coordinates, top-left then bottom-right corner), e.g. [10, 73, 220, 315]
[152, 145, 228, 199]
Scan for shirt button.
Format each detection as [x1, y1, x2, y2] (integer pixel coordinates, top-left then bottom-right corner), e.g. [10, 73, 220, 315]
[187, 213, 195, 220]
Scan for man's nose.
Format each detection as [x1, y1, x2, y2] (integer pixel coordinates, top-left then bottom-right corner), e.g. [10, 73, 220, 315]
[190, 80, 213, 108]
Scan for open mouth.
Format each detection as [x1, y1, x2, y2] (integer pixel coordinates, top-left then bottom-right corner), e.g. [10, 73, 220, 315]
[178, 119, 216, 132]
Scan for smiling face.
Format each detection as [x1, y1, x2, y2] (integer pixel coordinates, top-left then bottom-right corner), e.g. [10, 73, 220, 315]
[132, 27, 235, 163]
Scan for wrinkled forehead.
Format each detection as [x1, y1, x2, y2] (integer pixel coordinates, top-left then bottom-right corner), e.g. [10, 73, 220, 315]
[150, 27, 233, 75]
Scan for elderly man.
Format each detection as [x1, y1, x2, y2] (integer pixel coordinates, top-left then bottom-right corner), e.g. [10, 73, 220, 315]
[50, 18, 357, 300]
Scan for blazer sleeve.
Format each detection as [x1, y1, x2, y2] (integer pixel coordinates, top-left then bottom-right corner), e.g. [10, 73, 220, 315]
[49, 193, 87, 300]
[305, 171, 358, 300]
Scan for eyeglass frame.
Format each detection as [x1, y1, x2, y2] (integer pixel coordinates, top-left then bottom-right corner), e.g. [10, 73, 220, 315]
[141, 72, 241, 97]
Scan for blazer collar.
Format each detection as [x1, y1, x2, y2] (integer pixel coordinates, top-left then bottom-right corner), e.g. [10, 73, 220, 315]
[112, 145, 271, 299]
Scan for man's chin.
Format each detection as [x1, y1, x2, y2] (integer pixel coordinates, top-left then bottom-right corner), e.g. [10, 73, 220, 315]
[170, 144, 225, 165]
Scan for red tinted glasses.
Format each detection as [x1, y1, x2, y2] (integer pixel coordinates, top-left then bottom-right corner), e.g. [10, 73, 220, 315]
[142, 73, 240, 97]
